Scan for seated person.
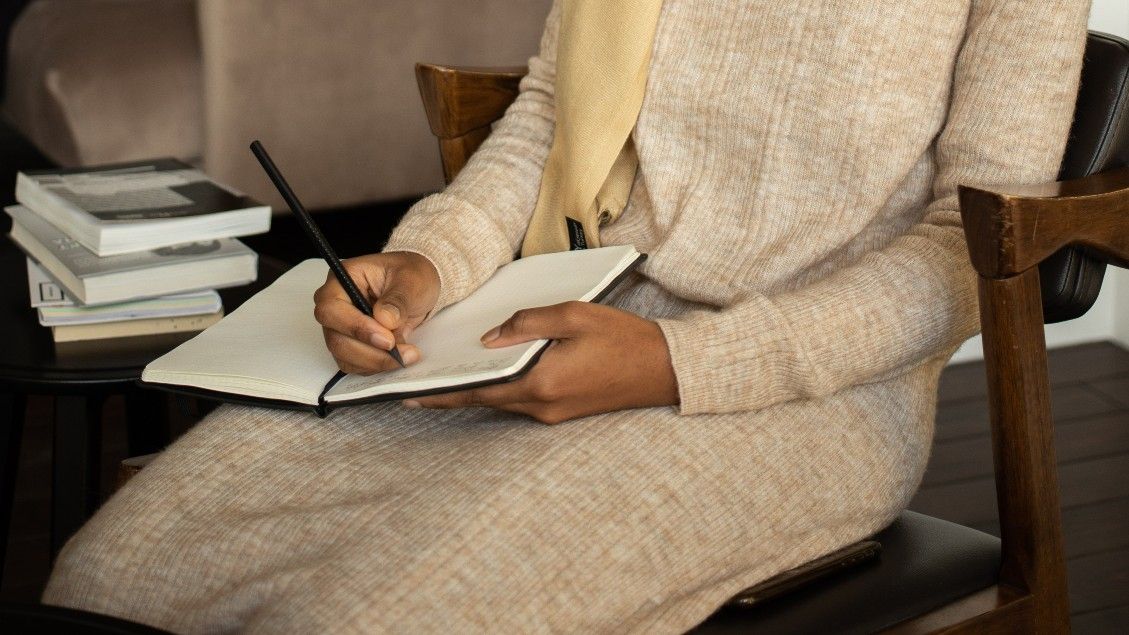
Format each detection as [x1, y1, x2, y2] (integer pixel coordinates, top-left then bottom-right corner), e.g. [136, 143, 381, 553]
[42, 0, 1090, 631]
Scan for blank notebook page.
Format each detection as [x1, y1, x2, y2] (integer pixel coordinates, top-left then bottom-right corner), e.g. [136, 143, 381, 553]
[142, 259, 338, 404]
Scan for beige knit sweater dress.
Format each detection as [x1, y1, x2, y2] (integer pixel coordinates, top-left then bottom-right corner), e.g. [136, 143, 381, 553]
[44, 1, 1090, 632]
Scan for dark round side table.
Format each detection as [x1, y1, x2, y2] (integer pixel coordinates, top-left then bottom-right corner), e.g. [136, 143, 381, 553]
[0, 239, 287, 579]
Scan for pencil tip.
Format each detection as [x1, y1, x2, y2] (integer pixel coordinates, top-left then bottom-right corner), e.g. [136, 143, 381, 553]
[389, 346, 407, 368]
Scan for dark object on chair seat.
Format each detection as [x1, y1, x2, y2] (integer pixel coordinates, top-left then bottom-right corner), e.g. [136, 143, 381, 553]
[0, 602, 171, 634]
[726, 540, 882, 607]
[1040, 31, 1129, 323]
[693, 512, 1001, 633]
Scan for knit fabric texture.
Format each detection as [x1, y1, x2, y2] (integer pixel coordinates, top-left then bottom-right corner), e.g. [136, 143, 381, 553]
[521, 0, 662, 256]
[43, 1, 1090, 632]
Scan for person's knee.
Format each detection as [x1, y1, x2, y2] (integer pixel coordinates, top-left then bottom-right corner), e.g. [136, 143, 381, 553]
[42, 497, 159, 607]
[42, 536, 111, 607]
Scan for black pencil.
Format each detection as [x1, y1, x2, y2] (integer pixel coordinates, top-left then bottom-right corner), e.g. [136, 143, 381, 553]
[250, 140, 406, 368]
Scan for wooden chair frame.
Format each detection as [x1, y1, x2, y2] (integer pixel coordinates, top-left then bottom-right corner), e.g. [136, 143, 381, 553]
[955, 170, 1129, 630]
[417, 61, 1129, 633]
[415, 64, 528, 184]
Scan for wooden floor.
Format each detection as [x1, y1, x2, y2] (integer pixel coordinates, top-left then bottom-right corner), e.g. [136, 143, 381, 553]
[909, 341, 1129, 633]
[2, 341, 1127, 632]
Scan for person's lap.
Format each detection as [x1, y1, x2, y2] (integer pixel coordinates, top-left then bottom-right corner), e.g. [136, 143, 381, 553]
[42, 364, 936, 633]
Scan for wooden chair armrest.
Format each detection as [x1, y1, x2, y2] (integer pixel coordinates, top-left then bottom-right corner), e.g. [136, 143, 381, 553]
[414, 64, 528, 139]
[958, 166, 1129, 279]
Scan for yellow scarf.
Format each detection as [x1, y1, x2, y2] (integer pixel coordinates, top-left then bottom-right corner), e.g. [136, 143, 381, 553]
[520, 0, 664, 256]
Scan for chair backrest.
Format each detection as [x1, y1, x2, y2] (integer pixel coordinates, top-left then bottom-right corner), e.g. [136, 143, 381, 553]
[1042, 31, 1129, 322]
[415, 63, 526, 184]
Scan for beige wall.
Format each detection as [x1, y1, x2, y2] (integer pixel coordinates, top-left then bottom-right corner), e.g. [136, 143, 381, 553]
[199, 0, 554, 212]
[1092, 0, 1129, 350]
[1090, 0, 1129, 36]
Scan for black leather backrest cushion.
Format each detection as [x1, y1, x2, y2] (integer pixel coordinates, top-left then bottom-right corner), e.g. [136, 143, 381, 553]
[1041, 31, 1129, 323]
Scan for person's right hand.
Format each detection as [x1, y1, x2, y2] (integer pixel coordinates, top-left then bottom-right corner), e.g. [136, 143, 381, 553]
[312, 251, 440, 375]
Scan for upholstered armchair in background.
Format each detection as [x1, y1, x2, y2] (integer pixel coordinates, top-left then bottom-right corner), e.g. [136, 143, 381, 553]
[1, 0, 552, 211]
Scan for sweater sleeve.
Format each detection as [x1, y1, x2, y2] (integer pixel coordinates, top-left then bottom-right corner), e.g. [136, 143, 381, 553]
[654, 1, 1091, 415]
[381, 1, 561, 312]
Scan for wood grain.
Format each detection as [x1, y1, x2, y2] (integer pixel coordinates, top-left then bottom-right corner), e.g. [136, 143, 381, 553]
[880, 585, 1031, 634]
[1072, 605, 1129, 634]
[959, 166, 1129, 278]
[1043, 344, 1129, 386]
[1065, 548, 1129, 614]
[1090, 373, 1129, 409]
[975, 497, 1129, 560]
[926, 411, 1129, 483]
[912, 452, 1129, 527]
[937, 342, 1129, 405]
[415, 64, 526, 183]
[934, 384, 1118, 443]
[977, 269, 1070, 631]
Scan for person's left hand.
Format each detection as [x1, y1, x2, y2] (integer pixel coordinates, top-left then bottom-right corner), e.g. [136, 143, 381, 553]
[403, 301, 680, 423]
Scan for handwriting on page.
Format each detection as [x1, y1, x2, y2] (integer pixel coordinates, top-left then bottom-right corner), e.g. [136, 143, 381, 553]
[343, 358, 515, 391]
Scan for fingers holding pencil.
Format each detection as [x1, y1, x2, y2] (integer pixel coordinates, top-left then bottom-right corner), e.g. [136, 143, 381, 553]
[251, 139, 428, 372]
[313, 252, 440, 375]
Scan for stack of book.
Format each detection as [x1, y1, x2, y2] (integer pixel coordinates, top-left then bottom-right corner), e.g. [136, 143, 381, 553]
[6, 159, 270, 343]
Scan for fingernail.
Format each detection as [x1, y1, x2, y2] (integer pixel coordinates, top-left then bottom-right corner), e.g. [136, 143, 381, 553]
[369, 332, 393, 349]
[481, 327, 500, 344]
[379, 304, 400, 324]
[403, 347, 420, 364]
[402, 399, 421, 408]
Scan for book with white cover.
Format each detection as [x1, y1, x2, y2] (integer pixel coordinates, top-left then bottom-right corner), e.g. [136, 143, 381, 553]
[7, 205, 257, 305]
[141, 246, 646, 415]
[38, 290, 222, 326]
[52, 311, 224, 343]
[16, 158, 270, 255]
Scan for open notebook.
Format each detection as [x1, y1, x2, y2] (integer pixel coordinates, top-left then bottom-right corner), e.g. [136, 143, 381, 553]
[141, 245, 645, 415]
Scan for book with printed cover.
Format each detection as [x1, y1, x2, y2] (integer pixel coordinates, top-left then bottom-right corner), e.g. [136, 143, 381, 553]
[16, 158, 270, 255]
[7, 205, 257, 305]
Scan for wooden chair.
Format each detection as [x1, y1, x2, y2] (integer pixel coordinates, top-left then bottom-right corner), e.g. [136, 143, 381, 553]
[415, 30, 1129, 633]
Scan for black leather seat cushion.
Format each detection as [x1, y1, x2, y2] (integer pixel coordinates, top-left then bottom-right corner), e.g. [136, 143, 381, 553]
[1041, 31, 1129, 323]
[692, 511, 1001, 634]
